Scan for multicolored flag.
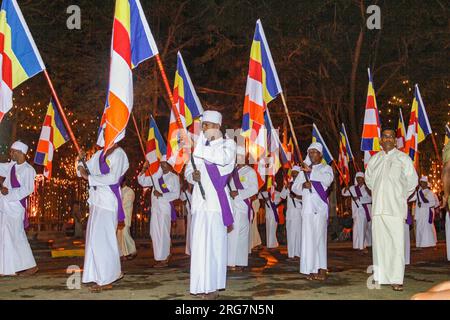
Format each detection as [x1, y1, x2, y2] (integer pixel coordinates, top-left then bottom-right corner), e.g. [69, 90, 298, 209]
[445, 124, 450, 146]
[338, 124, 351, 185]
[404, 84, 433, 165]
[167, 51, 203, 173]
[34, 99, 69, 179]
[97, 0, 159, 151]
[361, 68, 381, 167]
[241, 19, 282, 175]
[396, 108, 407, 152]
[0, 0, 45, 122]
[145, 116, 167, 176]
[312, 123, 334, 164]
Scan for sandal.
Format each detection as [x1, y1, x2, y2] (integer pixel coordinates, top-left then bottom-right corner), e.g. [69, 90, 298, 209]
[392, 284, 404, 291]
[306, 274, 315, 281]
[89, 284, 113, 293]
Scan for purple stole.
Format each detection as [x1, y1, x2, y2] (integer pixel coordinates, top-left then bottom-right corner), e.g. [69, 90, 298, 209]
[157, 175, 177, 222]
[354, 185, 371, 222]
[261, 192, 279, 223]
[406, 208, 413, 225]
[99, 152, 125, 223]
[306, 171, 329, 205]
[203, 160, 234, 227]
[10, 164, 29, 228]
[231, 168, 253, 221]
[418, 189, 433, 224]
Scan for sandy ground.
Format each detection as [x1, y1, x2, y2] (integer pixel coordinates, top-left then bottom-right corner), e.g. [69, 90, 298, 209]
[1, 235, 448, 300]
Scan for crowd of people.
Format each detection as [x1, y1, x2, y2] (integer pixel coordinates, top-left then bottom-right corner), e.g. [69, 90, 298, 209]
[0, 111, 449, 299]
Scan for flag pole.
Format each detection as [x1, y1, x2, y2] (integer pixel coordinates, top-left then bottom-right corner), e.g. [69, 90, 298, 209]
[332, 159, 360, 207]
[431, 134, 442, 163]
[131, 113, 154, 182]
[43, 70, 89, 172]
[154, 54, 206, 200]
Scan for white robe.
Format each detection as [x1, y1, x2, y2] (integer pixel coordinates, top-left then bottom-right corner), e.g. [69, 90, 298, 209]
[180, 190, 192, 255]
[138, 167, 180, 261]
[77, 147, 129, 286]
[117, 186, 136, 257]
[260, 190, 281, 249]
[292, 163, 334, 275]
[405, 223, 410, 265]
[365, 148, 418, 285]
[249, 198, 262, 252]
[410, 189, 438, 248]
[446, 211, 450, 261]
[341, 184, 372, 250]
[0, 161, 36, 275]
[185, 133, 236, 295]
[228, 165, 258, 267]
[280, 186, 302, 258]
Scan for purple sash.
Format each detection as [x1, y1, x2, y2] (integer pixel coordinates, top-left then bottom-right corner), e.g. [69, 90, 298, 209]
[203, 160, 234, 227]
[261, 192, 279, 223]
[158, 176, 177, 222]
[406, 208, 413, 225]
[10, 164, 29, 228]
[418, 190, 433, 224]
[99, 152, 125, 223]
[354, 185, 371, 222]
[231, 168, 253, 221]
[306, 171, 329, 205]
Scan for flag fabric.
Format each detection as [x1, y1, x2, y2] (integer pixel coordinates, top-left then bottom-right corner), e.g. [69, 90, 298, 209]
[264, 108, 283, 177]
[404, 84, 432, 164]
[0, 0, 45, 122]
[167, 51, 203, 173]
[445, 124, 450, 146]
[312, 123, 334, 164]
[34, 99, 69, 179]
[97, 0, 159, 151]
[341, 123, 354, 162]
[241, 19, 282, 175]
[338, 124, 350, 185]
[361, 69, 381, 152]
[396, 108, 407, 152]
[145, 116, 166, 176]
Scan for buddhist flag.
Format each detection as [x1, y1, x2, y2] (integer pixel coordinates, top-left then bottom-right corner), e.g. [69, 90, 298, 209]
[145, 115, 166, 176]
[338, 124, 351, 185]
[445, 124, 450, 146]
[396, 108, 407, 152]
[0, 0, 45, 122]
[97, 0, 159, 151]
[167, 51, 203, 173]
[312, 123, 334, 164]
[34, 99, 69, 179]
[241, 19, 282, 171]
[404, 84, 432, 164]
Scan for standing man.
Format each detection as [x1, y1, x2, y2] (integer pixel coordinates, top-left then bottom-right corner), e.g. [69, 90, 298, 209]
[341, 172, 372, 254]
[180, 183, 193, 255]
[138, 156, 180, 268]
[117, 177, 137, 261]
[411, 176, 438, 249]
[292, 142, 334, 281]
[259, 187, 281, 249]
[185, 110, 236, 300]
[280, 166, 303, 261]
[365, 128, 418, 291]
[0, 141, 38, 277]
[227, 159, 258, 271]
[442, 142, 450, 260]
[76, 142, 129, 292]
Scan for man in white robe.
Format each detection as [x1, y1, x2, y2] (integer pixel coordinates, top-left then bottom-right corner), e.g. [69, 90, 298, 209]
[0, 141, 38, 276]
[365, 128, 418, 291]
[227, 161, 258, 271]
[185, 110, 236, 299]
[292, 142, 334, 281]
[76, 143, 129, 292]
[280, 166, 303, 261]
[259, 189, 281, 249]
[341, 172, 372, 253]
[443, 143, 450, 260]
[117, 177, 137, 260]
[410, 176, 438, 248]
[180, 184, 193, 255]
[138, 156, 180, 268]
[248, 196, 262, 253]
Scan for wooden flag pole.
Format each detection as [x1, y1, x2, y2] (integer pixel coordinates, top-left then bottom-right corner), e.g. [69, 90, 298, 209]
[431, 134, 442, 163]
[154, 54, 206, 199]
[131, 113, 155, 184]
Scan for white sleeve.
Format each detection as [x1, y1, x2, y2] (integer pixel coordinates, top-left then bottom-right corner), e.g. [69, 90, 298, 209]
[6, 167, 35, 201]
[161, 174, 180, 202]
[364, 155, 377, 190]
[291, 171, 306, 196]
[88, 151, 129, 186]
[235, 169, 258, 201]
[194, 139, 236, 167]
[0, 163, 9, 177]
[402, 155, 418, 197]
[184, 160, 195, 185]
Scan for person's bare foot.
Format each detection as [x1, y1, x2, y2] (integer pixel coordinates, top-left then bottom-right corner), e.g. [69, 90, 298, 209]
[18, 266, 38, 277]
[392, 284, 404, 291]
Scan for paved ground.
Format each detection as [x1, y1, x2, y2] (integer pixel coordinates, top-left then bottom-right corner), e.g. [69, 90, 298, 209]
[0, 236, 448, 300]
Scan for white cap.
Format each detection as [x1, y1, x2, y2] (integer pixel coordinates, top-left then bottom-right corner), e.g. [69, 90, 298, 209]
[354, 172, 365, 185]
[202, 110, 222, 126]
[161, 154, 167, 162]
[11, 141, 28, 154]
[307, 142, 323, 154]
[420, 176, 428, 183]
[292, 165, 301, 173]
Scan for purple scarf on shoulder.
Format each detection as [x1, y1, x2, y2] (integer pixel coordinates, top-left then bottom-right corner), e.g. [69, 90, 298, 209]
[99, 151, 125, 223]
[10, 164, 29, 228]
[418, 189, 433, 224]
[354, 185, 371, 222]
[231, 168, 253, 221]
[157, 175, 177, 222]
[306, 171, 329, 205]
